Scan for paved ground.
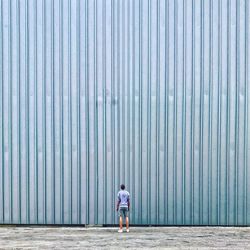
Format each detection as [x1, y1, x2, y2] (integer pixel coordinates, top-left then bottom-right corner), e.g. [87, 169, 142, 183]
[0, 226, 249, 249]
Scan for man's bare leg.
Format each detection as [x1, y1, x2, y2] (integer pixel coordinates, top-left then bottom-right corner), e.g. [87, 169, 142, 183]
[126, 216, 129, 232]
[119, 216, 123, 230]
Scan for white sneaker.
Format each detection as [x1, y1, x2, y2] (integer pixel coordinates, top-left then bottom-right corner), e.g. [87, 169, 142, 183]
[126, 229, 129, 233]
[118, 229, 123, 233]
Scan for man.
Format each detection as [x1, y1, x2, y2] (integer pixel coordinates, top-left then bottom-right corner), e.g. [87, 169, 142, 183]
[116, 184, 130, 233]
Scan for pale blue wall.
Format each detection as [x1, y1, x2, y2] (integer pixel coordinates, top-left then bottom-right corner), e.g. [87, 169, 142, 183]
[0, 0, 250, 225]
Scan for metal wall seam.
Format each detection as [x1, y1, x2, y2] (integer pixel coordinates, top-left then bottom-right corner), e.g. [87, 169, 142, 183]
[244, 0, 249, 225]
[147, 0, 151, 225]
[164, 0, 169, 225]
[0, 0, 3, 223]
[247, 0, 250, 223]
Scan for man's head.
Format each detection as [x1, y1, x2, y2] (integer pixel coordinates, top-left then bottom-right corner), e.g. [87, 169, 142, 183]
[121, 184, 125, 190]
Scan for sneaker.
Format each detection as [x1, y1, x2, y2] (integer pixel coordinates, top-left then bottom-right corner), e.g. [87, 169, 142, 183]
[118, 229, 123, 233]
[126, 229, 129, 233]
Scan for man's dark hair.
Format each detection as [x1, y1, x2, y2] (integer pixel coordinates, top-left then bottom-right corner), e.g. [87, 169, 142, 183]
[121, 184, 125, 190]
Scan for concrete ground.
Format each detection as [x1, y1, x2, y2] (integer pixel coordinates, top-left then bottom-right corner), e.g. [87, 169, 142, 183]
[0, 226, 249, 249]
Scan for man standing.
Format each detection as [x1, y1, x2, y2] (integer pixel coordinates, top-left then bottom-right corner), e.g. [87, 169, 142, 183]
[116, 184, 130, 233]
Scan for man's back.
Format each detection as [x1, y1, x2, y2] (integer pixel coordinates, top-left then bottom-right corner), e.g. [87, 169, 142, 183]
[117, 190, 130, 208]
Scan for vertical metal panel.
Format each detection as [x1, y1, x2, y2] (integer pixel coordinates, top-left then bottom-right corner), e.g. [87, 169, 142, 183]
[0, 0, 249, 225]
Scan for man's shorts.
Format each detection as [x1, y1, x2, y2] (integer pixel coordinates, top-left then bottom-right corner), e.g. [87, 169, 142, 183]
[119, 207, 129, 217]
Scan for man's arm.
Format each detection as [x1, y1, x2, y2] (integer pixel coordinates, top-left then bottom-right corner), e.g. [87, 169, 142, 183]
[116, 200, 120, 211]
[116, 193, 121, 211]
[127, 192, 130, 211]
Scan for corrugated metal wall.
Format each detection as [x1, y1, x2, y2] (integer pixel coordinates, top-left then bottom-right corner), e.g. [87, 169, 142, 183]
[0, 0, 249, 225]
